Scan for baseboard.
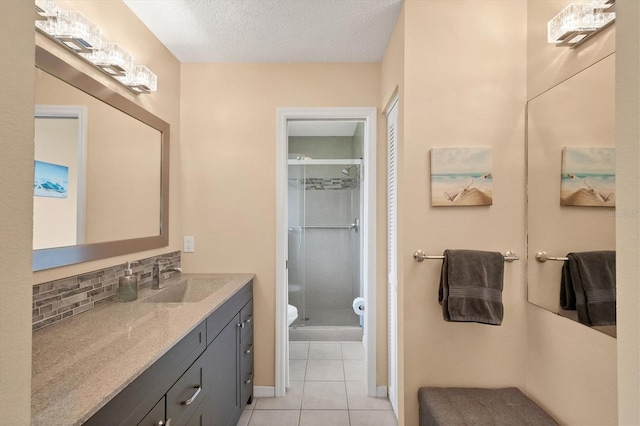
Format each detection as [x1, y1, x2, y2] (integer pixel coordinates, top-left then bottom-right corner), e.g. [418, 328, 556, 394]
[253, 386, 275, 398]
[376, 386, 388, 398]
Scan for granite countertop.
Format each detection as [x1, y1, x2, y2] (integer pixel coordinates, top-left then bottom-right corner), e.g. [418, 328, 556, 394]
[31, 273, 254, 426]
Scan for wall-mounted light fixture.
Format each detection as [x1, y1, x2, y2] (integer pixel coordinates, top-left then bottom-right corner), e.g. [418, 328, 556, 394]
[548, 0, 615, 48]
[34, 0, 157, 93]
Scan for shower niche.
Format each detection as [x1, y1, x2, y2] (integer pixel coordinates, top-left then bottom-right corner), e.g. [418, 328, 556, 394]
[287, 121, 364, 338]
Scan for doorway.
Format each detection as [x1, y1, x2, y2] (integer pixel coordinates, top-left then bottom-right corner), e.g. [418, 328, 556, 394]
[276, 107, 377, 397]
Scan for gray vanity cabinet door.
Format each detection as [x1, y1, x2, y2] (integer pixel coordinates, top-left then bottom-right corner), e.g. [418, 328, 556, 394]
[239, 300, 254, 407]
[205, 313, 240, 426]
[137, 397, 165, 426]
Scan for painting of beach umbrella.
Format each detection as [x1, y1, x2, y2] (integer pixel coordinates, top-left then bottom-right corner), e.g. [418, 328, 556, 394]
[561, 147, 615, 207]
[431, 147, 493, 206]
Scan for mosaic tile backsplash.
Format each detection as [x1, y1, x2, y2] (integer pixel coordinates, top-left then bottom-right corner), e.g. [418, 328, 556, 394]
[32, 251, 181, 331]
[289, 177, 358, 190]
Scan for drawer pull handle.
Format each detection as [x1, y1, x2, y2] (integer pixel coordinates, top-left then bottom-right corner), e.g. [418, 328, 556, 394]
[244, 345, 253, 354]
[245, 373, 253, 384]
[159, 419, 171, 426]
[238, 322, 245, 328]
[183, 386, 202, 406]
[244, 315, 253, 324]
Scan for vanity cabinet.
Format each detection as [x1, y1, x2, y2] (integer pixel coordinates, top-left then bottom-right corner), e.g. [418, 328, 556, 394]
[85, 281, 253, 426]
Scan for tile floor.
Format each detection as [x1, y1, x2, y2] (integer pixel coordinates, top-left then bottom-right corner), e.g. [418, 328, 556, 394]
[237, 341, 397, 426]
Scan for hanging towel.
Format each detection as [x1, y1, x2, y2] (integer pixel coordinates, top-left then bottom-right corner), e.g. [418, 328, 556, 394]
[560, 261, 576, 310]
[562, 251, 616, 326]
[438, 249, 504, 325]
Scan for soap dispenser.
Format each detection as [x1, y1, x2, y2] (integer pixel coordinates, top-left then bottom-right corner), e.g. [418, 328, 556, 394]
[119, 261, 139, 302]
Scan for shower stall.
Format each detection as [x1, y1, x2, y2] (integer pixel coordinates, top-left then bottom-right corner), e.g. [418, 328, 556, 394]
[287, 124, 364, 339]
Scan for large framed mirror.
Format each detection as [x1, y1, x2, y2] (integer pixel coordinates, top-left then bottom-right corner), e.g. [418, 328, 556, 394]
[33, 45, 169, 271]
[526, 54, 616, 337]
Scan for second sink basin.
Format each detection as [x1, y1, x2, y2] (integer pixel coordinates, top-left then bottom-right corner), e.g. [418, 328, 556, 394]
[142, 277, 232, 303]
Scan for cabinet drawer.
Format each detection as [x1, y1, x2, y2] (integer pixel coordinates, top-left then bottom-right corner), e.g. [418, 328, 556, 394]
[137, 397, 165, 426]
[166, 357, 205, 424]
[240, 362, 253, 406]
[241, 329, 253, 366]
[207, 282, 252, 344]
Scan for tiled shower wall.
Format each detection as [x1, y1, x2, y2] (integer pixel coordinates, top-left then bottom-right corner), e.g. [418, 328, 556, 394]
[32, 251, 180, 331]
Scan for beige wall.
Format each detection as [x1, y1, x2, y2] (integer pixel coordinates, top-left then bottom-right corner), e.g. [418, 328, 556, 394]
[525, 1, 618, 424]
[34, 0, 182, 284]
[397, 2, 528, 424]
[615, 1, 640, 423]
[180, 63, 380, 387]
[0, 1, 34, 424]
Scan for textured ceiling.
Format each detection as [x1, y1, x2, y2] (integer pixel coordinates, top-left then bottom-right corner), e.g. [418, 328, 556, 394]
[123, 0, 403, 63]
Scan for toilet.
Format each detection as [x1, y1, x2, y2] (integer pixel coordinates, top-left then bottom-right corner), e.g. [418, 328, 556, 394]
[287, 304, 298, 326]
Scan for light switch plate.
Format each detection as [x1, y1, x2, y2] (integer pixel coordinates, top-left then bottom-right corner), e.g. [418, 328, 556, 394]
[184, 236, 195, 253]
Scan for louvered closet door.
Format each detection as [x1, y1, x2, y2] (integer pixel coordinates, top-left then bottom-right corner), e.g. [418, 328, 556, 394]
[386, 98, 399, 417]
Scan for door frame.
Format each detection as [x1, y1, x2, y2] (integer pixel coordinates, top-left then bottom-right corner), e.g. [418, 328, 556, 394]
[275, 107, 377, 397]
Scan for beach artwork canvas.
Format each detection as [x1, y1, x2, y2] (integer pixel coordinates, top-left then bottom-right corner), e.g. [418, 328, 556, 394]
[561, 147, 615, 207]
[431, 147, 493, 206]
[34, 160, 68, 198]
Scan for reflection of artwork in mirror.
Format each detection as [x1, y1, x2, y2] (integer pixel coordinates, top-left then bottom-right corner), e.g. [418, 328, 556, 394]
[34, 161, 68, 198]
[561, 147, 615, 207]
[431, 147, 493, 206]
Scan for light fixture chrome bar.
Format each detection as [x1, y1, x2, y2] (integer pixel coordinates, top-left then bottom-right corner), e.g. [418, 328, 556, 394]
[413, 250, 519, 263]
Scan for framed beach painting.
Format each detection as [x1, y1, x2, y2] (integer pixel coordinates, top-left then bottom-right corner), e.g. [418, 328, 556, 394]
[561, 147, 615, 207]
[431, 147, 493, 206]
[34, 160, 68, 198]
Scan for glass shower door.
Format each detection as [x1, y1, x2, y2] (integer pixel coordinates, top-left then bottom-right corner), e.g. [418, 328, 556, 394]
[287, 164, 306, 326]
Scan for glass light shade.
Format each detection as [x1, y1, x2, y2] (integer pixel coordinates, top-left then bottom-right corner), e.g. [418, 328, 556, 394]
[81, 42, 133, 77]
[547, 3, 615, 44]
[35, 0, 58, 19]
[53, 10, 102, 53]
[117, 65, 158, 93]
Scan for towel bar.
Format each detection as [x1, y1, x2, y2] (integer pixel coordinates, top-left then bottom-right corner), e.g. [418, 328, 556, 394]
[535, 251, 569, 262]
[413, 250, 519, 263]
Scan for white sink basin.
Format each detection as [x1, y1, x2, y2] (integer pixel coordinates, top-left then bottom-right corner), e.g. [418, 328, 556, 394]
[142, 277, 232, 303]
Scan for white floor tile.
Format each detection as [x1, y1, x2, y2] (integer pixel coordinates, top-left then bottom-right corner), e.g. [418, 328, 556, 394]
[247, 410, 300, 426]
[299, 410, 350, 426]
[343, 359, 365, 381]
[236, 409, 252, 426]
[289, 341, 310, 360]
[349, 410, 398, 426]
[254, 381, 304, 410]
[290, 359, 307, 381]
[340, 341, 365, 360]
[305, 359, 344, 381]
[346, 381, 392, 410]
[302, 381, 348, 410]
[308, 342, 342, 359]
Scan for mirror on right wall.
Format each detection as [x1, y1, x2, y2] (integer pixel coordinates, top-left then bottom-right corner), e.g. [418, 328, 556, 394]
[527, 54, 616, 337]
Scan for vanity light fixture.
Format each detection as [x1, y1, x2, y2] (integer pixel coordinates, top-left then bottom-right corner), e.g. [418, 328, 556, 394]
[548, 0, 615, 48]
[81, 42, 133, 77]
[34, 0, 158, 93]
[116, 65, 158, 93]
[35, 0, 58, 20]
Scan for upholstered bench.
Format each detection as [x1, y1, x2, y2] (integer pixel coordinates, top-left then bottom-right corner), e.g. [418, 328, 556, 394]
[418, 387, 558, 426]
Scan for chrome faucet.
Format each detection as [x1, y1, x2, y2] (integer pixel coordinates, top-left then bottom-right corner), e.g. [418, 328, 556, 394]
[152, 261, 182, 289]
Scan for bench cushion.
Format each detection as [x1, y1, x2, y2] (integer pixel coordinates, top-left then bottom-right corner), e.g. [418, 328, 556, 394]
[418, 387, 557, 426]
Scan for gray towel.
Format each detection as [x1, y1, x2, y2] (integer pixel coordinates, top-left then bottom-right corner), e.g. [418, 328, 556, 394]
[563, 251, 616, 326]
[438, 249, 504, 325]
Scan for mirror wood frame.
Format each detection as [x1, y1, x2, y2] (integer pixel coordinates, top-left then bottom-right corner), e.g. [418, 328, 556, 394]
[33, 45, 170, 271]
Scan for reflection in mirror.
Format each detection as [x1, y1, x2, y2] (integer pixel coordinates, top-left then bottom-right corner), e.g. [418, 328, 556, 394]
[527, 54, 616, 337]
[33, 46, 169, 271]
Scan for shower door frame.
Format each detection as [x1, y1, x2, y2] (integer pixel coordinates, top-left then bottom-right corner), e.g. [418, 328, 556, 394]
[275, 107, 378, 398]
